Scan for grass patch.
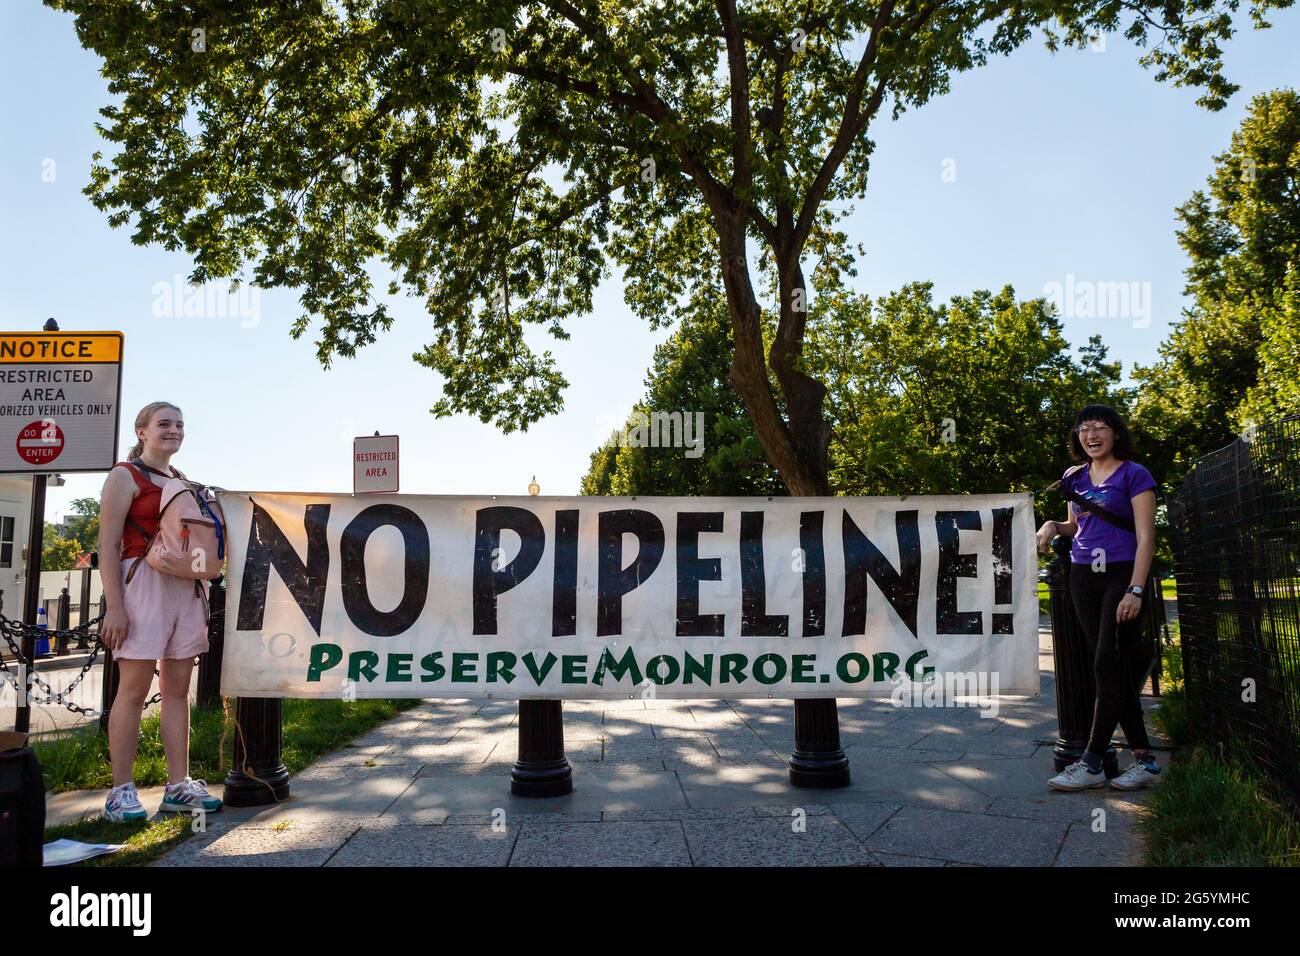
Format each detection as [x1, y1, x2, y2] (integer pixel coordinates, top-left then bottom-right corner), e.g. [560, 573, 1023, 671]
[43, 814, 194, 868]
[1145, 628, 1300, 865]
[34, 697, 420, 793]
[1142, 743, 1300, 866]
[37, 696, 422, 866]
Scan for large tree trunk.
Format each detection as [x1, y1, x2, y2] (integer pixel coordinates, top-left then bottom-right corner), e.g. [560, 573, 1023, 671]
[716, 216, 849, 790]
[717, 220, 831, 496]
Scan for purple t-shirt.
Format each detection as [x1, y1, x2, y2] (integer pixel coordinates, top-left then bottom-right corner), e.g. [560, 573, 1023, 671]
[1063, 459, 1156, 564]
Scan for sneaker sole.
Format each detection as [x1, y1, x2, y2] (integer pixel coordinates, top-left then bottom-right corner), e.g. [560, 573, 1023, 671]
[1048, 777, 1109, 792]
[1108, 777, 1157, 791]
[103, 810, 149, 822]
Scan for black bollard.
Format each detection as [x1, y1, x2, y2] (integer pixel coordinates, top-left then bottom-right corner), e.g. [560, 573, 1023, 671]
[196, 577, 224, 707]
[98, 644, 119, 735]
[1046, 536, 1118, 776]
[789, 698, 851, 788]
[76, 563, 93, 651]
[223, 697, 291, 806]
[511, 699, 573, 797]
[55, 588, 71, 655]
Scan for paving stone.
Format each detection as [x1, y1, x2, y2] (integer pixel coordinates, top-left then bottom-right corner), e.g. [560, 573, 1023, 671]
[599, 717, 658, 739]
[385, 764, 688, 820]
[675, 761, 803, 809]
[872, 852, 946, 867]
[293, 762, 424, 783]
[415, 763, 520, 779]
[154, 820, 359, 867]
[1054, 821, 1146, 866]
[864, 806, 1067, 867]
[843, 744, 966, 764]
[444, 811, 601, 825]
[948, 736, 1042, 758]
[510, 822, 691, 866]
[986, 794, 1153, 830]
[683, 817, 877, 867]
[934, 754, 1063, 798]
[237, 774, 415, 826]
[751, 803, 834, 818]
[603, 738, 719, 768]
[403, 737, 507, 763]
[308, 751, 413, 768]
[828, 801, 901, 841]
[327, 824, 518, 866]
[602, 807, 759, 823]
[821, 761, 996, 813]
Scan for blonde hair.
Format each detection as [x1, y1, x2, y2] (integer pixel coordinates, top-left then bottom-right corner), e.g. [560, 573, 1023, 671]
[127, 402, 182, 460]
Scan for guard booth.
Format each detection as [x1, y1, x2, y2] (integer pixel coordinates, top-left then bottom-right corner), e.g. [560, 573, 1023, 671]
[0, 474, 36, 625]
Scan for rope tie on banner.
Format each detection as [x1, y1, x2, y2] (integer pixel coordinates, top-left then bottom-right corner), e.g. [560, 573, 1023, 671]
[0, 612, 162, 716]
[220, 695, 283, 802]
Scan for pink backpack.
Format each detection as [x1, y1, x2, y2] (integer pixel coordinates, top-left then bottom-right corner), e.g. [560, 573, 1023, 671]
[142, 477, 227, 581]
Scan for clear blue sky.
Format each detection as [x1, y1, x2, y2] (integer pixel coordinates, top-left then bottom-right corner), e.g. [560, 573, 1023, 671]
[3, 3, 1297, 521]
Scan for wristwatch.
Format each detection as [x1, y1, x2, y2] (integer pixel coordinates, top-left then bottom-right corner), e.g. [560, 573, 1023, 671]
[1126, 585, 1144, 598]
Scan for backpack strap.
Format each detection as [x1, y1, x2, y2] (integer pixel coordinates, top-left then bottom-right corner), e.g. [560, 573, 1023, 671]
[1045, 467, 1137, 533]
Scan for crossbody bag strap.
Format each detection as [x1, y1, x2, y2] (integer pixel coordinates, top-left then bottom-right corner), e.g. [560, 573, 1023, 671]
[1045, 471, 1137, 533]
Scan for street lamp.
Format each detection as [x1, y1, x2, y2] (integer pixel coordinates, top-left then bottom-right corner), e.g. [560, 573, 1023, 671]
[528, 475, 540, 496]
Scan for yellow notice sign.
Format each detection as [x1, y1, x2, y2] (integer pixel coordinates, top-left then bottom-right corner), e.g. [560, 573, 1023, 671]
[0, 333, 123, 363]
[0, 332, 125, 473]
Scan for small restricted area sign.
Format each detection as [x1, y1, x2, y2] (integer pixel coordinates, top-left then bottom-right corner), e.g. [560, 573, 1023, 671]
[0, 331, 124, 474]
[353, 433, 399, 494]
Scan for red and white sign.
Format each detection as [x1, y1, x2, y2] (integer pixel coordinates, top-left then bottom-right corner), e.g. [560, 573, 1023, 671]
[353, 434, 399, 494]
[16, 419, 64, 465]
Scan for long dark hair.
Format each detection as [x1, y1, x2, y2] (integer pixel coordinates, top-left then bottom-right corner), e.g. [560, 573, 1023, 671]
[1068, 403, 1136, 462]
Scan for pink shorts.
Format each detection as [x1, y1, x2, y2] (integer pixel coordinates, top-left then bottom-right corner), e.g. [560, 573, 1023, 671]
[117, 557, 210, 660]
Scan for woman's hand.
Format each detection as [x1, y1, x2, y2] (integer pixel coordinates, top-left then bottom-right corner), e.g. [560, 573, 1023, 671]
[1035, 521, 1060, 553]
[100, 606, 130, 651]
[1116, 593, 1143, 624]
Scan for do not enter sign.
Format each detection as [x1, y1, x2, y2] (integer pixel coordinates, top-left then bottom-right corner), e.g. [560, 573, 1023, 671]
[16, 419, 64, 465]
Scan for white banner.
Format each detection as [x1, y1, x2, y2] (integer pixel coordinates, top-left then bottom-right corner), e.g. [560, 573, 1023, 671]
[217, 492, 1040, 700]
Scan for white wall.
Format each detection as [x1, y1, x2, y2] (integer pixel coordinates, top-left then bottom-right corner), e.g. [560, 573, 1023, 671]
[0, 474, 34, 619]
[0, 475, 104, 627]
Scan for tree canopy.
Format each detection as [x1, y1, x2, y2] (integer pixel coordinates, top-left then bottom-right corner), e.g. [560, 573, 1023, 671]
[1132, 88, 1300, 483]
[52, 0, 1290, 493]
[583, 281, 1128, 517]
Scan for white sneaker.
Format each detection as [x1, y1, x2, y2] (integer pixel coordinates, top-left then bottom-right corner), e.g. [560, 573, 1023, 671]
[103, 782, 148, 822]
[1109, 761, 1162, 790]
[159, 776, 224, 813]
[1048, 760, 1109, 791]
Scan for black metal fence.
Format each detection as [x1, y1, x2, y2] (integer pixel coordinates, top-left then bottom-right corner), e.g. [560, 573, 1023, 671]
[1166, 415, 1300, 802]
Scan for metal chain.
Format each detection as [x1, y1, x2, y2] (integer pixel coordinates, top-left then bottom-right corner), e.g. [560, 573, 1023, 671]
[1, 612, 162, 715]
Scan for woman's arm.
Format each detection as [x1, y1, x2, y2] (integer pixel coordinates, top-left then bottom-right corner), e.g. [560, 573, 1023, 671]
[1116, 488, 1157, 624]
[1036, 501, 1079, 552]
[1129, 488, 1156, 587]
[98, 468, 135, 648]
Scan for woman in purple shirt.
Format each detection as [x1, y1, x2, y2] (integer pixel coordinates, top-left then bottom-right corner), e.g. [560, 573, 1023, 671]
[1035, 404, 1162, 791]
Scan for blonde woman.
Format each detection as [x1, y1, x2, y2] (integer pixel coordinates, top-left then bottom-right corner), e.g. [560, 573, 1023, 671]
[98, 402, 222, 821]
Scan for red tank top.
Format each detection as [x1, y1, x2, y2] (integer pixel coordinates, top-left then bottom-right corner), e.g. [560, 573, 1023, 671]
[114, 460, 176, 559]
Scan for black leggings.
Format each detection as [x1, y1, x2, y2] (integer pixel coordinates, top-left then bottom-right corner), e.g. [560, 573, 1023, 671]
[1068, 559, 1152, 755]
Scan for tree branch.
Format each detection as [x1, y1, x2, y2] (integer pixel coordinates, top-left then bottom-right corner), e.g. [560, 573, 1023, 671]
[716, 0, 753, 192]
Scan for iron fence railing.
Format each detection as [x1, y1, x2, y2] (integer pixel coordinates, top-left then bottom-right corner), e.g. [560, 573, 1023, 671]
[1167, 415, 1300, 802]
